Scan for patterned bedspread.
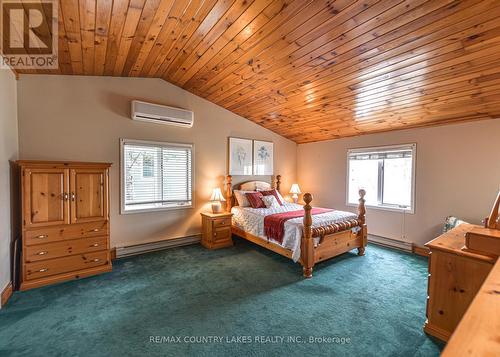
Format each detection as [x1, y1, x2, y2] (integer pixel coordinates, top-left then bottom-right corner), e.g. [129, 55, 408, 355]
[231, 203, 357, 262]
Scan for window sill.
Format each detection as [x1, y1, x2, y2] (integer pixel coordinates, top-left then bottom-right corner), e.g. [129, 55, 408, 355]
[121, 204, 193, 215]
[346, 202, 414, 214]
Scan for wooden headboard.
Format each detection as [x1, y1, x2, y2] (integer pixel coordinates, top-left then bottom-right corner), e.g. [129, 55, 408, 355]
[226, 175, 281, 212]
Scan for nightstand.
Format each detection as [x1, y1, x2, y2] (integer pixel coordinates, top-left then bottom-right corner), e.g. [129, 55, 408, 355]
[201, 212, 233, 249]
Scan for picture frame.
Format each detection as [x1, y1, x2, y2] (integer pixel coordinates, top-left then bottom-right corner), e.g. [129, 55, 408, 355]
[228, 137, 253, 175]
[253, 140, 274, 175]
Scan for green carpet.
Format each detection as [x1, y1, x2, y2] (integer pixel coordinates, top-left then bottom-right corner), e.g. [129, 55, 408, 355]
[0, 240, 443, 356]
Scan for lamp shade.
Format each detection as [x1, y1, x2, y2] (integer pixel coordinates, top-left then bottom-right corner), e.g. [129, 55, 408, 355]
[210, 187, 226, 201]
[289, 184, 301, 194]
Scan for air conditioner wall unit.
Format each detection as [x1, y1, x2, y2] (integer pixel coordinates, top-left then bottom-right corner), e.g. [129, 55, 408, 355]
[131, 100, 194, 127]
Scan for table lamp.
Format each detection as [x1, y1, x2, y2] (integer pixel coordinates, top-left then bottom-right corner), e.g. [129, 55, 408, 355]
[210, 187, 226, 213]
[289, 184, 301, 203]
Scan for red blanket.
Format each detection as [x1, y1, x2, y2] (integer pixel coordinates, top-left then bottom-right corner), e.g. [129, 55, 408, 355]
[264, 208, 333, 244]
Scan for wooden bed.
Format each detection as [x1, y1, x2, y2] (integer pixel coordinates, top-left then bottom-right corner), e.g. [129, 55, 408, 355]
[226, 175, 367, 278]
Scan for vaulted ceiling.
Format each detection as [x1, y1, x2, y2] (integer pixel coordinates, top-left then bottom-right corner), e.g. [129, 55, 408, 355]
[17, 0, 500, 143]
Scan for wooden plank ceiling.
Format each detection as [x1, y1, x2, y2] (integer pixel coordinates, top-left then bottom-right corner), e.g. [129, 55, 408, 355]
[19, 0, 500, 143]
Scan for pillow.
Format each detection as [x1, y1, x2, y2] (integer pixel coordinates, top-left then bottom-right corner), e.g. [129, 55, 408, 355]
[260, 189, 283, 206]
[234, 190, 254, 207]
[443, 216, 468, 233]
[259, 188, 286, 204]
[245, 192, 266, 208]
[276, 190, 285, 204]
[262, 195, 280, 209]
[277, 190, 286, 203]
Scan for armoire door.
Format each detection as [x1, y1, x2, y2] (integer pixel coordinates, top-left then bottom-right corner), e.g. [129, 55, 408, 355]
[23, 168, 70, 228]
[70, 168, 108, 224]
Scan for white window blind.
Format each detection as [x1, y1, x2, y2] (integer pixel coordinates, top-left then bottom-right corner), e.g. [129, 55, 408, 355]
[347, 144, 416, 213]
[121, 139, 193, 213]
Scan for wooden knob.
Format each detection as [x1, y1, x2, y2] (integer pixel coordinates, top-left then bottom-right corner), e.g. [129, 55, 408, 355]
[303, 193, 313, 204]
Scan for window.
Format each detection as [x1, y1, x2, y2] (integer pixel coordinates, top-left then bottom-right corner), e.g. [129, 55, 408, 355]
[347, 144, 416, 213]
[120, 139, 193, 213]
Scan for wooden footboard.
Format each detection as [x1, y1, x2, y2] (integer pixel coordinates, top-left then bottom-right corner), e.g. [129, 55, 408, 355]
[301, 190, 367, 278]
[314, 229, 364, 263]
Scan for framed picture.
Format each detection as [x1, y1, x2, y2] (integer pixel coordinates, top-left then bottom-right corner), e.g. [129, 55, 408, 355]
[228, 137, 253, 175]
[253, 140, 274, 175]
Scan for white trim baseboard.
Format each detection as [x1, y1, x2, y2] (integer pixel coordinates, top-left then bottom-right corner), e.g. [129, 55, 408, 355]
[115, 234, 201, 258]
[368, 234, 413, 252]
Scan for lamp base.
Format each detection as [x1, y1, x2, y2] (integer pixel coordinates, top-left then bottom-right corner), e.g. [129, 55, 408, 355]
[292, 194, 299, 204]
[211, 201, 222, 214]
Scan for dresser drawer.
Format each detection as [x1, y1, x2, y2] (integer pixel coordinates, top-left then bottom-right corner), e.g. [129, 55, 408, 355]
[25, 221, 108, 246]
[24, 251, 109, 280]
[213, 217, 231, 228]
[25, 236, 109, 262]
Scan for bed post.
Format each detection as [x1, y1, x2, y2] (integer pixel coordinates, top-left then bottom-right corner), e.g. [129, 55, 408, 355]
[276, 175, 281, 193]
[226, 175, 233, 212]
[302, 193, 314, 278]
[357, 189, 367, 256]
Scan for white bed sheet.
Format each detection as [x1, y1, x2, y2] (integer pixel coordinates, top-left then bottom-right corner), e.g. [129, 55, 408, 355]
[231, 202, 358, 262]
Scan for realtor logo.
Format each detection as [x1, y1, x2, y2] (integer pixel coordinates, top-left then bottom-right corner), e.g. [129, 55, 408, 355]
[1, 0, 58, 69]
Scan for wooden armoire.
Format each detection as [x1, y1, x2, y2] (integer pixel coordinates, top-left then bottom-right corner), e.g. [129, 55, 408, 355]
[16, 161, 112, 290]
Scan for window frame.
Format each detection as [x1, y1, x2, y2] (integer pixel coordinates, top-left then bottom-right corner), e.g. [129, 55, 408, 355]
[346, 143, 416, 214]
[120, 138, 195, 215]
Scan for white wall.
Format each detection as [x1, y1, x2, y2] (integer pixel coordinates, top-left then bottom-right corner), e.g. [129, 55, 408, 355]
[298, 120, 500, 246]
[17, 75, 297, 248]
[0, 68, 18, 303]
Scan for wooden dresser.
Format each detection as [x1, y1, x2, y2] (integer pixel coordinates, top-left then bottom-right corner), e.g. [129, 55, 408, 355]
[442, 259, 500, 356]
[424, 223, 496, 341]
[200, 212, 233, 249]
[16, 161, 112, 290]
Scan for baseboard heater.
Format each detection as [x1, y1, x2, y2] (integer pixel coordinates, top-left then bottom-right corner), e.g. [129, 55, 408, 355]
[115, 235, 201, 259]
[368, 234, 413, 252]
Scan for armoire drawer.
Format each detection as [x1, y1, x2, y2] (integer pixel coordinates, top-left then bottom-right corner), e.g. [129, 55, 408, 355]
[25, 236, 109, 262]
[24, 251, 109, 280]
[25, 221, 108, 246]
